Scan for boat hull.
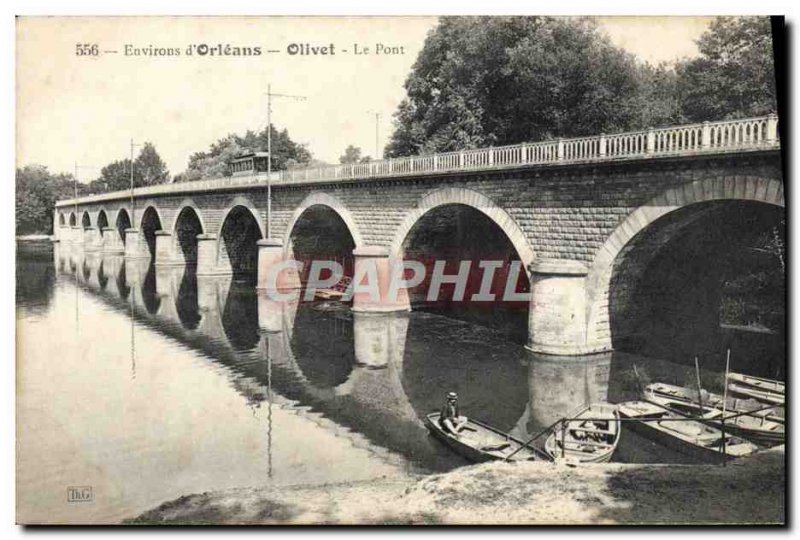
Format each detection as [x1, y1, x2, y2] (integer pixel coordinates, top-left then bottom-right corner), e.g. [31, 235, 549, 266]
[644, 392, 784, 448]
[728, 382, 784, 406]
[618, 401, 758, 463]
[645, 382, 784, 424]
[424, 413, 550, 463]
[543, 404, 620, 464]
[728, 373, 785, 394]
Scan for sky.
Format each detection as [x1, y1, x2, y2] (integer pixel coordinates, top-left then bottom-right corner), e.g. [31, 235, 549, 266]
[16, 16, 717, 182]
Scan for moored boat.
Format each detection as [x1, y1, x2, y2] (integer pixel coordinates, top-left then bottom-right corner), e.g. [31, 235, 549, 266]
[424, 412, 551, 463]
[618, 401, 759, 462]
[314, 289, 345, 300]
[644, 382, 784, 424]
[544, 403, 620, 464]
[728, 372, 785, 395]
[728, 381, 784, 406]
[644, 391, 784, 447]
[313, 276, 352, 301]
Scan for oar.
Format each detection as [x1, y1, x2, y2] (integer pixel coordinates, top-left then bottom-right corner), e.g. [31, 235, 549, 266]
[720, 349, 731, 460]
[632, 363, 644, 397]
[694, 356, 705, 414]
[721, 349, 730, 419]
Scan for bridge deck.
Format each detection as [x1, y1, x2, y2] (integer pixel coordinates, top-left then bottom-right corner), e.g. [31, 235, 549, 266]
[56, 115, 780, 207]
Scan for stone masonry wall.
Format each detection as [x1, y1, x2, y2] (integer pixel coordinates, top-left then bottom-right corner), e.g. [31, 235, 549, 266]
[56, 152, 781, 269]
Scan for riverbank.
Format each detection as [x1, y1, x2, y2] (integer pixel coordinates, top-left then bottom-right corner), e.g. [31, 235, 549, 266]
[130, 446, 784, 525]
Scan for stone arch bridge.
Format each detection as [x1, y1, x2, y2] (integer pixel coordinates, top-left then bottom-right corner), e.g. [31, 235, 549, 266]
[55, 115, 784, 356]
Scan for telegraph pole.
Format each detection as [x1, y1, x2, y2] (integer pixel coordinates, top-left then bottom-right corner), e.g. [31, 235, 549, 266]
[73, 162, 78, 226]
[265, 85, 306, 239]
[367, 110, 382, 159]
[130, 139, 136, 228]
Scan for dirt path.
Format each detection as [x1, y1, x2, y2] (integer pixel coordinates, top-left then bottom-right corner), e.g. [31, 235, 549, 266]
[129, 446, 784, 525]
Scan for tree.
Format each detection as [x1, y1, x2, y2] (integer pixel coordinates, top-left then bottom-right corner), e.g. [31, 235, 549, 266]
[135, 142, 169, 186]
[91, 142, 170, 192]
[180, 124, 312, 182]
[339, 145, 362, 164]
[386, 17, 676, 157]
[92, 160, 131, 193]
[676, 17, 776, 121]
[16, 165, 83, 234]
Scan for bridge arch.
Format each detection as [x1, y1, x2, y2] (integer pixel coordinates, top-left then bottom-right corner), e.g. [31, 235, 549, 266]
[216, 196, 264, 240]
[115, 208, 132, 246]
[97, 209, 109, 235]
[172, 201, 206, 265]
[58, 213, 65, 226]
[81, 211, 91, 229]
[216, 197, 264, 279]
[585, 175, 785, 353]
[68, 212, 77, 227]
[389, 187, 535, 270]
[139, 206, 163, 259]
[282, 192, 364, 252]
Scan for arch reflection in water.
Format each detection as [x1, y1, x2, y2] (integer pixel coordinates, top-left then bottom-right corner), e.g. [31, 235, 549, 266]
[222, 280, 261, 351]
[511, 353, 612, 440]
[58, 250, 635, 471]
[175, 268, 201, 330]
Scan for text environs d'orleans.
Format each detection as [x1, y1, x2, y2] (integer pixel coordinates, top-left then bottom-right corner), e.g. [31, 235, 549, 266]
[124, 44, 263, 57]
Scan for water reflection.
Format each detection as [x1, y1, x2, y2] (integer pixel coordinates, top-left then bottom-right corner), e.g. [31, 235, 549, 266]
[176, 268, 201, 330]
[512, 354, 611, 439]
[25, 242, 780, 502]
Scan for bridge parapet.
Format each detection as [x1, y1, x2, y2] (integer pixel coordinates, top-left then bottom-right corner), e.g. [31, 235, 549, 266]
[56, 115, 779, 207]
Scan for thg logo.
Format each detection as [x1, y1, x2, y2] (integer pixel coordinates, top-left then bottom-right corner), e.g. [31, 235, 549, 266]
[67, 486, 93, 503]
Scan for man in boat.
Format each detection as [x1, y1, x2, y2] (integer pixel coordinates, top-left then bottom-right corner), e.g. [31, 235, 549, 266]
[440, 391, 469, 436]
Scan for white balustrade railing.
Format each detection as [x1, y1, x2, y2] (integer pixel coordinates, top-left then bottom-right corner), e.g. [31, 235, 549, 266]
[57, 114, 780, 207]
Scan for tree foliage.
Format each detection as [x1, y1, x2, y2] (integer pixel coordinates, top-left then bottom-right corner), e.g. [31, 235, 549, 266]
[16, 165, 84, 235]
[179, 125, 312, 182]
[386, 16, 776, 157]
[386, 17, 682, 157]
[338, 145, 371, 164]
[675, 17, 777, 121]
[89, 142, 170, 193]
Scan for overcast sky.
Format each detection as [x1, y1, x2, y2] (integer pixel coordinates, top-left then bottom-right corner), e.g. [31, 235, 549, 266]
[16, 16, 716, 181]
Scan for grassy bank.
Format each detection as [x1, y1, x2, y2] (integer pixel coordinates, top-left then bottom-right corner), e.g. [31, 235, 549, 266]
[129, 446, 784, 525]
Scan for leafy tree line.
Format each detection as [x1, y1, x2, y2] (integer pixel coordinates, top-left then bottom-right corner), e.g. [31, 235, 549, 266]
[17, 16, 777, 234]
[16, 141, 170, 235]
[385, 16, 778, 157]
[174, 125, 313, 182]
[87, 142, 170, 193]
[16, 165, 84, 235]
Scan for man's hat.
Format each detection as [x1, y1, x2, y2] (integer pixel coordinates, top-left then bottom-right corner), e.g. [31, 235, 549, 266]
[446, 391, 458, 399]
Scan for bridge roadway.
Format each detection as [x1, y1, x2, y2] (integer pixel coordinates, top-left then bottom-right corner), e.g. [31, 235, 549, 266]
[54, 115, 784, 355]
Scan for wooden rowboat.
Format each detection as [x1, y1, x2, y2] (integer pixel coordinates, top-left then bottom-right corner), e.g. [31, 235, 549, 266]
[314, 289, 345, 300]
[728, 372, 785, 395]
[313, 276, 352, 301]
[424, 412, 551, 463]
[644, 392, 784, 447]
[543, 403, 620, 464]
[645, 382, 784, 423]
[618, 401, 758, 463]
[728, 381, 784, 406]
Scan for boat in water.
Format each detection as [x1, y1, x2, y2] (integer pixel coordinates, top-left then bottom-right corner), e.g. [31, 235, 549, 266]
[618, 401, 759, 463]
[313, 275, 352, 301]
[728, 373, 785, 406]
[644, 382, 784, 423]
[543, 403, 620, 464]
[424, 412, 551, 463]
[728, 372, 785, 395]
[644, 389, 784, 447]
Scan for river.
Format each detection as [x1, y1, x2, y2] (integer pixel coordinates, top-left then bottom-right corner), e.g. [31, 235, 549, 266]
[16, 241, 771, 523]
